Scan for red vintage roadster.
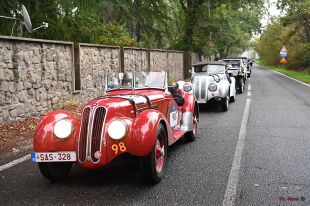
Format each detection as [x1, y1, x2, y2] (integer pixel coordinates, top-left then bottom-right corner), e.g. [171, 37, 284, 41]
[32, 71, 199, 184]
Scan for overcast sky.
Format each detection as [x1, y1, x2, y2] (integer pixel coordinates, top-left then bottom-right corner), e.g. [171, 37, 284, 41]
[261, 0, 284, 29]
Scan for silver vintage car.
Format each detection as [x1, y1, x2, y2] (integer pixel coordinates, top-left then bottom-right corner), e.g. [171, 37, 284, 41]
[190, 61, 236, 111]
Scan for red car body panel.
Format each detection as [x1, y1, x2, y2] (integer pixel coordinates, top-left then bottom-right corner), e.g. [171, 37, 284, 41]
[33, 88, 197, 170]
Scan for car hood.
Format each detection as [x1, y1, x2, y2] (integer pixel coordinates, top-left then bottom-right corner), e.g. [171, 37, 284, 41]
[192, 74, 224, 83]
[83, 89, 165, 116]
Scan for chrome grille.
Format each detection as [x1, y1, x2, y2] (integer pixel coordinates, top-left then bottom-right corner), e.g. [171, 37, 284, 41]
[193, 77, 207, 101]
[78, 106, 106, 163]
[90, 107, 106, 162]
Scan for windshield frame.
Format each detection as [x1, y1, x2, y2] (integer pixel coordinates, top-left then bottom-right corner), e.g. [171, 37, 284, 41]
[104, 71, 167, 92]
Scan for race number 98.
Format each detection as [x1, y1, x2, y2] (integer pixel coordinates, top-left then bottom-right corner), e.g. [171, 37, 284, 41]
[111, 142, 127, 154]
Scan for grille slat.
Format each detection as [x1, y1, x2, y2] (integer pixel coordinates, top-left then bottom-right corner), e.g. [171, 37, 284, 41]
[201, 78, 206, 99]
[78, 107, 90, 162]
[194, 78, 200, 99]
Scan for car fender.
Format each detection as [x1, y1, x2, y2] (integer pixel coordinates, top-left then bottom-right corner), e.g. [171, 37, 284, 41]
[217, 80, 230, 97]
[229, 77, 236, 97]
[130, 110, 170, 156]
[33, 110, 80, 152]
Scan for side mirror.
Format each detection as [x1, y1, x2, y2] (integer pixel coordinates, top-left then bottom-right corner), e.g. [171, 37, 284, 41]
[188, 69, 192, 74]
[229, 73, 233, 77]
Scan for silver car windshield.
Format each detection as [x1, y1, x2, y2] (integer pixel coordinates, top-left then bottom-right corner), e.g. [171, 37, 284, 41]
[194, 65, 225, 74]
[106, 71, 166, 90]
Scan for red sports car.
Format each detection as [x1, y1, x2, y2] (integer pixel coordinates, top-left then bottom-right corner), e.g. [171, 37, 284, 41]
[32, 71, 199, 184]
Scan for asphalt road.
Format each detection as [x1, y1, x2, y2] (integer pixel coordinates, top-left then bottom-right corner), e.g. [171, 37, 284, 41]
[0, 65, 309, 206]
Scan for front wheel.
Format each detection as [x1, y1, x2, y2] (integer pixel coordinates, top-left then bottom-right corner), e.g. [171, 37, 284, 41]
[184, 106, 199, 142]
[38, 162, 72, 181]
[221, 95, 229, 111]
[140, 124, 167, 185]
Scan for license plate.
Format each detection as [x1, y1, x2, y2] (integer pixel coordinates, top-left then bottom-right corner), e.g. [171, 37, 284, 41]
[31, 152, 76, 162]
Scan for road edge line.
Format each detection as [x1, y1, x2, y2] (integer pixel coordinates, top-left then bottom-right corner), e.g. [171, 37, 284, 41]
[0, 154, 31, 172]
[257, 64, 310, 88]
[223, 98, 251, 206]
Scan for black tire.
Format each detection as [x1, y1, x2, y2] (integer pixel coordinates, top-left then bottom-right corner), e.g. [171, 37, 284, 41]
[38, 162, 72, 181]
[141, 124, 167, 185]
[184, 106, 198, 142]
[237, 78, 244, 94]
[247, 72, 251, 78]
[221, 95, 229, 111]
[230, 95, 235, 102]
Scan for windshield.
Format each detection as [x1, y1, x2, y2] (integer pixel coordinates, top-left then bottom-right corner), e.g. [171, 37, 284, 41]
[229, 63, 240, 69]
[194, 65, 225, 74]
[106, 71, 166, 90]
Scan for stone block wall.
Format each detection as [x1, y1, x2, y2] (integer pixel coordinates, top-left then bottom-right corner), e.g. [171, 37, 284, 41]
[168, 52, 183, 81]
[79, 43, 120, 102]
[0, 35, 200, 124]
[0, 36, 73, 123]
[123, 47, 148, 72]
[150, 50, 168, 72]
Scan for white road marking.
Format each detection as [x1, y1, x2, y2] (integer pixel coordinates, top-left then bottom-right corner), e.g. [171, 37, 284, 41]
[247, 91, 251, 96]
[258, 65, 310, 88]
[0, 154, 31, 172]
[248, 84, 251, 91]
[223, 98, 251, 206]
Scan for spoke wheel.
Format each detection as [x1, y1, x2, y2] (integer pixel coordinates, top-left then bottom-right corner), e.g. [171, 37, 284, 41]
[141, 124, 167, 185]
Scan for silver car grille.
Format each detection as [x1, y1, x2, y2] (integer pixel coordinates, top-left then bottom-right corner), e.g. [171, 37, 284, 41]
[193, 77, 207, 101]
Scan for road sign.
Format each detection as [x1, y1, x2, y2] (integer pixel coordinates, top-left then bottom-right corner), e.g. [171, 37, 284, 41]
[280, 46, 288, 64]
[280, 57, 287, 64]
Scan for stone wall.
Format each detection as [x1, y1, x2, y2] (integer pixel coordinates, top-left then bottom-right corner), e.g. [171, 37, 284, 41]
[0, 35, 200, 124]
[168, 52, 183, 81]
[79, 43, 120, 101]
[0, 36, 73, 124]
[123, 47, 148, 72]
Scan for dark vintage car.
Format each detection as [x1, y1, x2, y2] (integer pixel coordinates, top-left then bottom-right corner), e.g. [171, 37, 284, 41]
[32, 71, 199, 185]
[220, 58, 247, 93]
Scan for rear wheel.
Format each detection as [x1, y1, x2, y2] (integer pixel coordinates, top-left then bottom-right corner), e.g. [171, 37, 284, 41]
[38, 162, 72, 181]
[141, 124, 167, 185]
[237, 77, 244, 94]
[184, 106, 198, 142]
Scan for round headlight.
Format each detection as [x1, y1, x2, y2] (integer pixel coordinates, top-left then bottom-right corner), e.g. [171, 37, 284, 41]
[108, 119, 127, 140]
[183, 83, 192, 92]
[208, 83, 217, 91]
[53, 119, 73, 139]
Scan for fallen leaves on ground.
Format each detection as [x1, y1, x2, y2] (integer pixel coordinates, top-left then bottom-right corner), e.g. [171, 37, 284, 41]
[0, 103, 83, 157]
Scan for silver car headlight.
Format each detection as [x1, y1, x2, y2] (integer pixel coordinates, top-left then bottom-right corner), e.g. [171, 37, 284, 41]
[53, 119, 73, 139]
[183, 83, 192, 92]
[108, 119, 127, 140]
[208, 83, 217, 91]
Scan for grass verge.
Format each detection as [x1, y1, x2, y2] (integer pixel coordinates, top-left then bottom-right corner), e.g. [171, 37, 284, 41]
[256, 60, 310, 84]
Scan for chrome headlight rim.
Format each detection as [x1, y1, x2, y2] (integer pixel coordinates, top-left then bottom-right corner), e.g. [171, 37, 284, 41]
[183, 83, 192, 92]
[107, 119, 128, 141]
[208, 83, 217, 92]
[53, 118, 73, 139]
